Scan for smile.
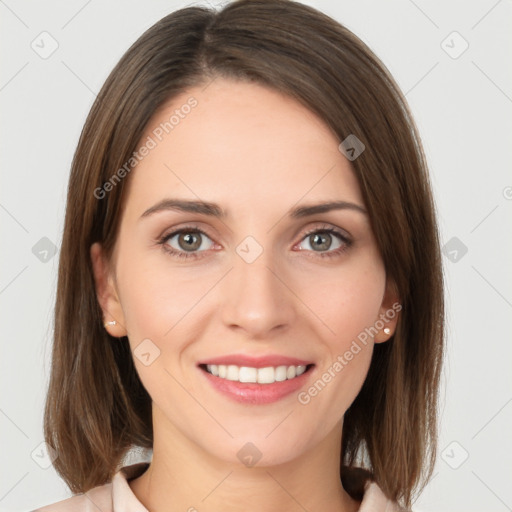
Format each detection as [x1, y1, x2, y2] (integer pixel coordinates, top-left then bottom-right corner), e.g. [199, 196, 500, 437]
[204, 364, 308, 384]
[198, 362, 315, 404]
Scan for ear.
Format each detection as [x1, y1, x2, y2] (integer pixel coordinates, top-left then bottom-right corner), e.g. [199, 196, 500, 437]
[90, 242, 127, 337]
[373, 278, 401, 344]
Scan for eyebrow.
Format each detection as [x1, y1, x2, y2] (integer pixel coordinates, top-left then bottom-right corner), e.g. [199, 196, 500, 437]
[140, 198, 367, 220]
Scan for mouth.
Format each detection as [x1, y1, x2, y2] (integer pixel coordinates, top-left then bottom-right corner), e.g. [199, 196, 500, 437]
[199, 363, 314, 384]
[197, 359, 315, 404]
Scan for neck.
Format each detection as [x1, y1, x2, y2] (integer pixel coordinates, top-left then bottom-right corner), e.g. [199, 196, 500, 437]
[129, 408, 359, 512]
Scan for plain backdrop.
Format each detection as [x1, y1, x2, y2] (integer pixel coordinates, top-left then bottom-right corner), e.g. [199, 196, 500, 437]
[1, 1, 511, 511]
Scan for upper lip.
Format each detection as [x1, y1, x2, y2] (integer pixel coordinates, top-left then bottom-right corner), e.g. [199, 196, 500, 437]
[197, 354, 313, 368]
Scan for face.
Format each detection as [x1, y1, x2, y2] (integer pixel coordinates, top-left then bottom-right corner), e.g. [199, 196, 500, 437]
[91, 78, 399, 467]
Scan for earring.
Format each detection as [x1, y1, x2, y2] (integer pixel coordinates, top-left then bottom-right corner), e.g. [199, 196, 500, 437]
[383, 327, 391, 335]
[104, 320, 117, 328]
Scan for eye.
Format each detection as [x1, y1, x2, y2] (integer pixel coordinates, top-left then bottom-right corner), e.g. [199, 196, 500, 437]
[296, 227, 352, 257]
[160, 227, 215, 259]
[158, 225, 352, 260]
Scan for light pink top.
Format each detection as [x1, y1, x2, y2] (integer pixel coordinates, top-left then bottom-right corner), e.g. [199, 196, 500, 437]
[34, 462, 404, 511]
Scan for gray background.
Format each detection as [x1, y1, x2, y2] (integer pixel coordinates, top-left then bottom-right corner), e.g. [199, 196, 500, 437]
[1, 0, 511, 511]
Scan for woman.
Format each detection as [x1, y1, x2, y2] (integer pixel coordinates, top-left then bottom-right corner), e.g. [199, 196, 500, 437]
[36, 0, 444, 510]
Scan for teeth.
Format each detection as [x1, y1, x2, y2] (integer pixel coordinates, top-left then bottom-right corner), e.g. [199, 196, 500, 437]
[205, 364, 307, 384]
[275, 365, 287, 382]
[257, 366, 274, 384]
[239, 366, 257, 383]
[226, 365, 239, 381]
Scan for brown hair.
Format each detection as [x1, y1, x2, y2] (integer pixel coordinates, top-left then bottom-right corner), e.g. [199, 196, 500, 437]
[44, 0, 444, 507]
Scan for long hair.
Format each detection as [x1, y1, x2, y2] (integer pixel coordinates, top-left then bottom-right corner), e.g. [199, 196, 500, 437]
[44, 1, 444, 507]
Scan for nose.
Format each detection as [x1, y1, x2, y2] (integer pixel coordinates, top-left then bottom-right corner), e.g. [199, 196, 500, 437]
[220, 251, 296, 339]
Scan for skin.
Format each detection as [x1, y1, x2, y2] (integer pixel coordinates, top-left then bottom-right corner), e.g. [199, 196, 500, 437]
[91, 78, 399, 512]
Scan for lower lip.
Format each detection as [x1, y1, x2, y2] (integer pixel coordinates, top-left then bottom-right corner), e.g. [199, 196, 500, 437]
[199, 366, 314, 404]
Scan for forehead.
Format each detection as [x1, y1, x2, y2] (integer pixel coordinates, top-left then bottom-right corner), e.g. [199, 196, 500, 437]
[125, 78, 364, 216]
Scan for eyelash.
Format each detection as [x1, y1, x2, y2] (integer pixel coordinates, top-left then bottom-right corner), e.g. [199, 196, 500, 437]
[157, 224, 353, 260]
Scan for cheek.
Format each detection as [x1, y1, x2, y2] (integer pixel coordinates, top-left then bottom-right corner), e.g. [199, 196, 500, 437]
[296, 257, 386, 347]
[293, 257, 385, 405]
[115, 241, 214, 342]
[293, 276, 382, 432]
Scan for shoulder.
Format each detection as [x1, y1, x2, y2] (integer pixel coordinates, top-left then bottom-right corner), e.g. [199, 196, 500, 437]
[32, 482, 113, 512]
[32, 462, 150, 512]
[360, 481, 410, 512]
[341, 466, 409, 512]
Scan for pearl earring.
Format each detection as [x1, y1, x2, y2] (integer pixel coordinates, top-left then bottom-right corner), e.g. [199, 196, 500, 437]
[383, 327, 391, 335]
[104, 320, 117, 328]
